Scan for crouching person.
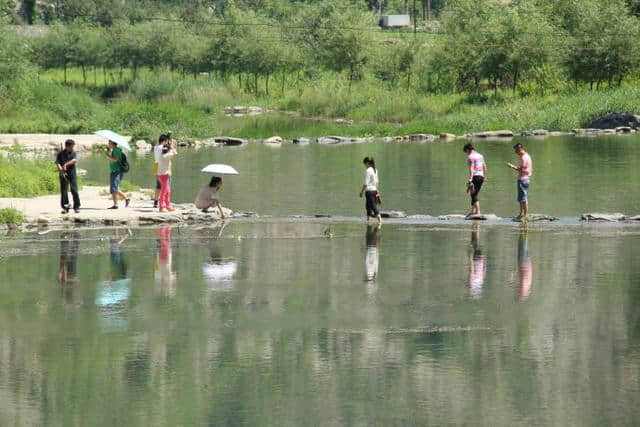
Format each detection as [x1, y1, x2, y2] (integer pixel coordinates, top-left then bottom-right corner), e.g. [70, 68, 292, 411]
[195, 176, 226, 219]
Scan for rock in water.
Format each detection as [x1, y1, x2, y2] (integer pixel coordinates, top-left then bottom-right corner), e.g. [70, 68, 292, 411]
[512, 214, 559, 222]
[264, 136, 283, 144]
[626, 215, 640, 221]
[581, 213, 626, 222]
[438, 214, 467, 220]
[293, 137, 310, 145]
[465, 213, 501, 221]
[586, 112, 640, 129]
[380, 211, 407, 218]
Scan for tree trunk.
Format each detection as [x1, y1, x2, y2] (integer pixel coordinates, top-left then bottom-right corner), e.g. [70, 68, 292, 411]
[254, 73, 258, 95]
[281, 71, 286, 95]
[404, 0, 408, 14]
[589, 81, 593, 90]
[64, 63, 67, 84]
[266, 73, 270, 95]
[238, 73, 242, 89]
[93, 67, 97, 86]
[513, 70, 518, 95]
[103, 67, 107, 87]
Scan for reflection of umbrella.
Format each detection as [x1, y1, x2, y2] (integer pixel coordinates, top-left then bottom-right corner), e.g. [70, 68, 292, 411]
[95, 130, 132, 151]
[201, 164, 239, 175]
[203, 261, 237, 291]
[95, 278, 132, 306]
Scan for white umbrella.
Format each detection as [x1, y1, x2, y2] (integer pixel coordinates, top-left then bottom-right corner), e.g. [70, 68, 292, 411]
[94, 129, 132, 151]
[201, 164, 239, 175]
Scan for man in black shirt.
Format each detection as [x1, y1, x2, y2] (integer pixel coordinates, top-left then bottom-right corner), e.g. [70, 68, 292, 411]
[55, 139, 80, 213]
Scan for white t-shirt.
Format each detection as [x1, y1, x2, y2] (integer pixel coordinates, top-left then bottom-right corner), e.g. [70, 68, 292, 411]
[363, 167, 378, 191]
[154, 144, 164, 163]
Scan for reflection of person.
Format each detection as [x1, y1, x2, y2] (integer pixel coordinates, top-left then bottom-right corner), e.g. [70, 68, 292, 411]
[468, 223, 486, 299]
[55, 139, 80, 214]
[359, 156, 382, 228]
[58, 231, 79, 287]
[157, 139, 177, 213]
[518, 229, 533, 301]
[109, 229, 130, 281]
[154, 226, 176, 297]
[506, 143, 533, 219]
[195, 176, 226, 218]
[106, 140, 130, 209]
[463, 143, 487, 217]
[365, 225, 380, 284]
[202, 225, 236, 292]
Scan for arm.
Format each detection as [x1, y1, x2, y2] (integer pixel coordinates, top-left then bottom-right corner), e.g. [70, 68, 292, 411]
[483, 163, 488, 179]
[468, 162, 474, 181]
[215, 200, 225, 219]
[106, 150, 119, 163]
[359, 185, 366, 198]
[63, 158, 78, 170]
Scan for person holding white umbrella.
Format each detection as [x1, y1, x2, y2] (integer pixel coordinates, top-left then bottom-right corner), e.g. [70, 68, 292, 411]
[106, 140, 130, 209]
[195, 176, 225, 218]
[196, 164, 238, 218]
[95, 130, 131, 209]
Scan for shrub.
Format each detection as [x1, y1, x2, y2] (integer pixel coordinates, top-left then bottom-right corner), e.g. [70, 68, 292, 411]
[0, 208, 25, 225]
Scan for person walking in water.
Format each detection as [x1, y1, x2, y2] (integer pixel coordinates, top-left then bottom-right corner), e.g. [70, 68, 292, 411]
[157, 138, 177, 212]
[506, 143, 532, 219]
[55, 139, 80, 214]
[195, 176, 226, 218]
[106, 140, 130, 209]
[359, 156, 382, 228]
[463, 143, 487, 217]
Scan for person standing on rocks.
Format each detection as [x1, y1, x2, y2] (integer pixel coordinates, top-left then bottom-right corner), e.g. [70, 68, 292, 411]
[106, 140, 130, 209]
[359, 156, 382, 228]
[55, 139, 80, 214]
[506, 143, 532, 219]
[463, 143, 487, 217]
[153, 134, 169, 208]
[157, 138, 177, 212]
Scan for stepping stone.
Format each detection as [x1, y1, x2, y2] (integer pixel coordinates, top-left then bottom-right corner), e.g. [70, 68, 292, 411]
[381, 211, 407, 218]
[512, 214, 559, 222]
[438, 214, 467, 220]
[465, 214, 501, 221]
[626, 215, 640, 221]
[581, 213, 625, 222]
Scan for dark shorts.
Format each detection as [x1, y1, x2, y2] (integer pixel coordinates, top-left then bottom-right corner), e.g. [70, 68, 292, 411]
[470, 175, 484, 205]
[365, 191, 379, 218]
[517, 179, 530, 202]
[110, 171, 123, 194]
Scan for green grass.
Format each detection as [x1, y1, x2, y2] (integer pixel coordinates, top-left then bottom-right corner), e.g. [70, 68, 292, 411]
[0, 156, 59, 198]
[0, 208, 25, 225]
[2, 68, 640, 140]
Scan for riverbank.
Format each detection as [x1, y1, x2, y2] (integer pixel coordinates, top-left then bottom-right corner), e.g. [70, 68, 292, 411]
[0, 185, 232, 231]
[3, 75, 640, 142]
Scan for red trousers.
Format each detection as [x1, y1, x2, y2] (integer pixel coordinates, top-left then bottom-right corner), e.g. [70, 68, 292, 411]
[158, 174, 172, 210]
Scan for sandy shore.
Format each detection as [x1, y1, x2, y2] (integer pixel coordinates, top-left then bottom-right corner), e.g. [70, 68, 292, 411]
[0, 134, 117, 152]
[0, 186, 230, 230]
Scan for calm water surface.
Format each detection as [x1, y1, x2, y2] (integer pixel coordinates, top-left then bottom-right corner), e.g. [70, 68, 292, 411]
[1, 221, 639, 426]
[81, 134, 640, 217]
[2, 134, 640, 425]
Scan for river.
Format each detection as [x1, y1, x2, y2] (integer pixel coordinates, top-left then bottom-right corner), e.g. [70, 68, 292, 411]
[0, 135, 639, 426]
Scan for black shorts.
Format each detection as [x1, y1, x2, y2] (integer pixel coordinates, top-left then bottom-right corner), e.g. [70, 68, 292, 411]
[365, 191, 379, 218]
[470, 176, 484, 205]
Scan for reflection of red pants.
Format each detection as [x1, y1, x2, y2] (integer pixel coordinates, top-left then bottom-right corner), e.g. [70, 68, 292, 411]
[158, 174, 172, 210]
[158, 227, 172, 262]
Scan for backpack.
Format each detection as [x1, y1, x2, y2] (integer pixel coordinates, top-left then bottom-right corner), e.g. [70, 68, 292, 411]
[120, 152, 130, 173]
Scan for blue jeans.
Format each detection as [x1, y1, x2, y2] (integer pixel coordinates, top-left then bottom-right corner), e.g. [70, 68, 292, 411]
[110, 171, 123, 194]
[517, 179, 530, 202]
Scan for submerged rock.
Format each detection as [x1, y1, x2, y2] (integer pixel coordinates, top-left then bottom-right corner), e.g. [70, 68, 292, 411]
[521, 129, 549, 137]
[581, 212, 626, 222]
[512, 214, 559, 222]
[317, 136, 342, 144]
[626, 215, 640, 221]
[264, 136, 283, 145]
[380, 211, 407, 218]
[472, 130, 514, 138]
[407, 214, 434, 219]
[409, 134, 436, 142]
[213, 136, 246, 146]
[438, 214, 467, 220]
[465, 213, 501, 221]
[440, 133, 456, 140]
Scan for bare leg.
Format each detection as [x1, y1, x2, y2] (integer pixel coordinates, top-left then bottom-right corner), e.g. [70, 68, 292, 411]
[475, 201, 481, 215]
[376, 214, 382, 228]
[522, 201, 528, 217]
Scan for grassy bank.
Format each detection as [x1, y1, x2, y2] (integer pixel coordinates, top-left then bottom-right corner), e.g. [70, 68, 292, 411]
[2, 69, 640, 140]
[0, 155, 59, 198]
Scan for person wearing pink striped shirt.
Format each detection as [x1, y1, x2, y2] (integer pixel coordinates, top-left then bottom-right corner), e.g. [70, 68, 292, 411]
[463, 143, 487, 217]
[506, 143, 532, 219]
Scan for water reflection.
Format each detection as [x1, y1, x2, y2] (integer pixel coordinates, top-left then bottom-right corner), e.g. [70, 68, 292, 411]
[365, 226, 380, 293]
[154, 226, 176, 297]
[96, 229, 132, 331]
[518, 227, 533, 301]
[201, 222, 237, 292]
[468, 223, 487, 299]
[58, 231, 79, 303]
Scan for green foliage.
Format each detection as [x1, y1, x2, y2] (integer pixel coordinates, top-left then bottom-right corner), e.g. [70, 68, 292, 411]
[0, 156, 59, 198]
[0, 208, 25, 225]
